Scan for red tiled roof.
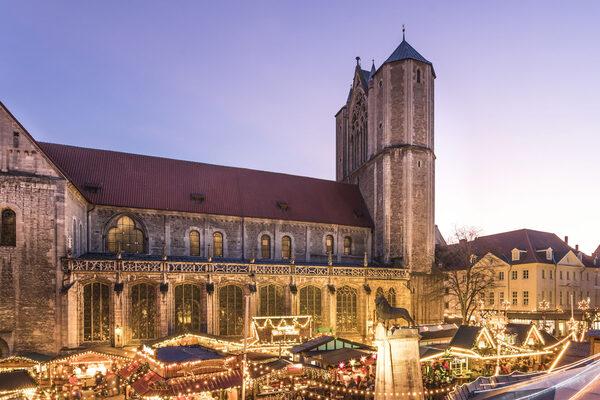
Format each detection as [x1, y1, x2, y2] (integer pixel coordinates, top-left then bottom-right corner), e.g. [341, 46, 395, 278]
[439, 229, 596, 268]
[37, 142, 372, 228]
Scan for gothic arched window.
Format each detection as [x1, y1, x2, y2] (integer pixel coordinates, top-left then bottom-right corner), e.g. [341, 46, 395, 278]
[387, 287, 397, 307]
[351, 93, 368, 169]
[336, 286, 358, 332]
[82, 282, 110, 342]
[106, 216, 144, 254]
[375, 287, 384, 299]
[281, 236, 291, 259]
[175, 284, 202, 333]
[259, 284, 284, 316]
[299, 285, 322, 327]
[189, 230, 200, 256]
[326, 235, 334, 255]
[0, 209, 16, 246]
[261, 235, 271, 259]
[343, 237, 352, 255]
[130, 283, 156, 339]
[219, 284, 243, 336]
[213, 232, 223, 257]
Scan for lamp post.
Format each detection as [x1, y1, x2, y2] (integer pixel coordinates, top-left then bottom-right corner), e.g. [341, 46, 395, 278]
[538, 300, 550, 331]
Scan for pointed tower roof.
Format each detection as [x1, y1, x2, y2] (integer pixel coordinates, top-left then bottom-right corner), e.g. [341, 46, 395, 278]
[368, 60, 376, 81]
[383, 39, 435, 77]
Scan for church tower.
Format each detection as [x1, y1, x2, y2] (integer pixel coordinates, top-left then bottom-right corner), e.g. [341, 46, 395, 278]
[335, 36, 440, 322]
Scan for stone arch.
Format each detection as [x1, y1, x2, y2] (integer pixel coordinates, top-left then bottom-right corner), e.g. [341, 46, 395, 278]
[0, 338, 9, 357]
[256, 231, 273, 259]
[0, 201, 23, 248]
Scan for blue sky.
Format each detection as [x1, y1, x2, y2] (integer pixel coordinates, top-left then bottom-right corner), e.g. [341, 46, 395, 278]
[1, 1, 598, 252]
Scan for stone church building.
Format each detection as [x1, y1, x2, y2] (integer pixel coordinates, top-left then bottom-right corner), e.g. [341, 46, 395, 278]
[0, 37, 443, 356]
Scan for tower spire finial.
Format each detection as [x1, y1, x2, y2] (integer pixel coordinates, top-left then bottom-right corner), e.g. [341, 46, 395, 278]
[355, 56, 361, 66]
[402, 24, 405, 41]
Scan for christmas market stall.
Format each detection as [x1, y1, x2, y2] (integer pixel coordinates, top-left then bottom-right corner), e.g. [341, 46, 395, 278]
[0, 370, 37, 400]
[0, 356, 40, 373]
[118, 338, 242, 399]
[38, 346, 134, 398]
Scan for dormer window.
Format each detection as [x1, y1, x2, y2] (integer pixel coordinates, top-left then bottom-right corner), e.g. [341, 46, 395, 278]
[511, 248, 521, 262]
[546, 247, 553, 261]
[190, 193, 205, 204]
[84, 183, 102, 194]
[277, 201, 289, 212]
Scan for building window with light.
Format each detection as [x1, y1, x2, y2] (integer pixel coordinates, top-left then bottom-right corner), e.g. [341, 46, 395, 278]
[213, 232, 223, 257]
[281, 236, 291, 259]
[343, 237, 352, 255]
[82, 282, 110, 342]
[541, 290, 546, 300]
[512, 270, 518, 280]
[488, 292, 494, 306]
[189, 230, 200, 256]
[299, 285, 322, 327]
[523, 291, 529, 306]
[560, 271, 563, 280]
[261, 235, 271, 259]
[559, 291, 563, 306]
[106, 215, 144, 253]
[523, 270, 529, 279]
[499, 292, 504, 304]
[130, 283, 156, 340]
[259, 284, 284, 316]
[175, 284, 202, 333]
[219, 284, 243, 336]
[336, 286, 357, 332]
[325, 235, 334, 255]
[512, 291, 518, 305]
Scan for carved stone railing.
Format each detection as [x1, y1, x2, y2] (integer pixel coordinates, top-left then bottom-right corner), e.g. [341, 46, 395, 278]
[64, 258, 410, 280]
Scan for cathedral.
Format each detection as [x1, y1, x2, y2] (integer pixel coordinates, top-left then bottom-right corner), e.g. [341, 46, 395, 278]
[0, 37, 442, 356]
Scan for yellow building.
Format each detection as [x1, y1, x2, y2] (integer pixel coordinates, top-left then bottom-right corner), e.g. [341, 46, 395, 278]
[439, 229, 600, 336]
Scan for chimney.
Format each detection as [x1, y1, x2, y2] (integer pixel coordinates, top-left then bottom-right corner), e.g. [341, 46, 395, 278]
[565, 236, 569, 244]
[576, 244, 579, 251]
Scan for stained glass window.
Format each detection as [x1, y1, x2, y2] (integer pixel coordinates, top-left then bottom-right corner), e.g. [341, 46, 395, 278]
[219, 285, 243, 336]
[259, 284, 284, 316]
[83, 282, 110, 342]
[336, 286, 357, 332]
[0, 209, 16, 246]
[261, 235, 271, 259]
[107, 216, 144, 254]
[189, 231, 200, 256]
[299, 285, 322, 327]
[131, 283, 156, 339]
[281, 236, 291, 259]
[175, 284, 202, 332]
[213, 232, 223, 257]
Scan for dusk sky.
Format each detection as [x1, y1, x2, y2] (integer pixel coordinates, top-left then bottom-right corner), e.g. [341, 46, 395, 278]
[1, 1, 598, 253]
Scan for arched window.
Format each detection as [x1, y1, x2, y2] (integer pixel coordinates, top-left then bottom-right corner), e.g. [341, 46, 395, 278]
[106, 216, 144, 254]
[189, 231, 200, 256]
[337, 286, 357, 332]
[0, 209, 16, 246]
[326, 235, 334, 255]
[175, 284, 202, 332]
[281, 236, 291, 259]
[375, 287, 384, 299]
[219, 285, 243, 336]
[261, 235, 271, 259]
[130, 283, 156, 339]
[259, 284, 284, 316]
[82, 282, 110, 342]
[343, 237, 352, 255]
[213, 232, 223, 257]
[387, 287, 397, 307]
[299, 285, 322, 327]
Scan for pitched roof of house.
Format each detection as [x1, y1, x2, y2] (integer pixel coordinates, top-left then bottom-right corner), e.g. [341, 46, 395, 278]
[437, 229, 597, 268]
[448, 325, 481, 349]
[37, 142, 372, 228]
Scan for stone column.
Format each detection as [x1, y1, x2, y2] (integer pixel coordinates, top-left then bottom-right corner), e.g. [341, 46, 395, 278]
[374, 324, 423, 400]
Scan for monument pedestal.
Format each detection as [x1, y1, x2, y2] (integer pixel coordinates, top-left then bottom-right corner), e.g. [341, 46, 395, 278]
[374, 324, 423, 400]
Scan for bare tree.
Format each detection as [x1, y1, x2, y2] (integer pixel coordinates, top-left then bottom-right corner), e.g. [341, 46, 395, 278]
[437, 226, 496, 325]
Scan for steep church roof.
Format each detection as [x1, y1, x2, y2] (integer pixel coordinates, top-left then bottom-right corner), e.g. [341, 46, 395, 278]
[37, 142, 373, 228]
[383, 40, 436, 77]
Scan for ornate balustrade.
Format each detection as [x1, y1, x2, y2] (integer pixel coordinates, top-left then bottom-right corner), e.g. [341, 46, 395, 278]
[64, 258, 410, 280]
